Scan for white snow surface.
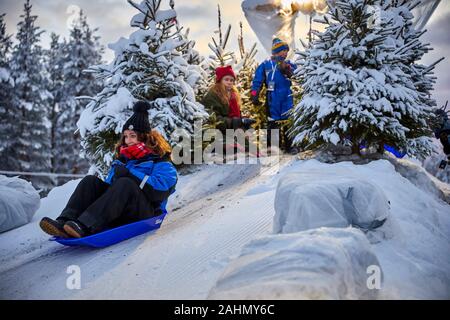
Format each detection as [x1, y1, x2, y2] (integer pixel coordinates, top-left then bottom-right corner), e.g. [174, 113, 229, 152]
[208, 227, 380, 300]
[0, 175, 40, 234]
[0, 156, 449, 299]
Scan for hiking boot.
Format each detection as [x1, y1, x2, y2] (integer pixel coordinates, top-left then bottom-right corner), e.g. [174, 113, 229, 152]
[64, 220, 91, 238]
[39, 217, 69, 238]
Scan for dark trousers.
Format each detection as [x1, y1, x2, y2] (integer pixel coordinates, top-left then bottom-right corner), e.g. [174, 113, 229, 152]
[58, 175, 155, 233]
[439, 132, 450, 155]
[267, 120, 292, 151]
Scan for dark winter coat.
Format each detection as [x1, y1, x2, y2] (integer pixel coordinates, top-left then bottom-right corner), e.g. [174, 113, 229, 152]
[435, 116, 450, 155]
[202, 90, 243, 132]
[251, 58, 297, 121]
[105, 153, 178, 215]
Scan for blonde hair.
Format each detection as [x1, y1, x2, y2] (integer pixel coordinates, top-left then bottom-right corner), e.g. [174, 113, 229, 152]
[115, 129, 172, 159]
[211, 82, 242, 108]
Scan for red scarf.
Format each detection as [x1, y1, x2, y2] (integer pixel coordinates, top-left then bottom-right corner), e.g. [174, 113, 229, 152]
[228, 91, 241, 118]
[120, 142, 153, 160]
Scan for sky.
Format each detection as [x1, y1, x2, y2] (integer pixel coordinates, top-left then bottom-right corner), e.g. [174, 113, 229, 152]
[1, 0, 449, 106]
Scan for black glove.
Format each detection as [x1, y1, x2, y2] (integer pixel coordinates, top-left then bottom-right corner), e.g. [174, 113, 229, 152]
[117, 154, 128, 164]
[113, 164, 144, 187]
[241, 118, 256, 126]
[114, 164, 130, 180]
[279, 61, 293, 78]
[252, 95, 262, 106]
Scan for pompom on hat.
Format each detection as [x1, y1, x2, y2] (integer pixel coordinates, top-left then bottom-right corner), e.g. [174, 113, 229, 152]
[122, 101, 152, 134]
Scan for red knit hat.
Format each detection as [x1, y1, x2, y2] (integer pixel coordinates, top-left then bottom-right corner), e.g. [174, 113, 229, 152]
[215, 65, 236, 83]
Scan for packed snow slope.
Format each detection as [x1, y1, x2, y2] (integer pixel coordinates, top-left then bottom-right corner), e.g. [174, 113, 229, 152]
[0, 155, 449, 299]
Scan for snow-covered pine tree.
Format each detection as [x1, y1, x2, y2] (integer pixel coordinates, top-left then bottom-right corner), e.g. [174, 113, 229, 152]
[203, 5, 237, 89]
[55, 11, 103, 177]
[290, 0, 440, 159]
[386, 0, 443, 156]
[0, 13, 11, 62]
[0, 13, 15, 166]
[45, 33, 66, 175]
[79, 0, 208, 174]
[8, 0, 52, 190]
[235, 22, 262, 126]
[200, 5, 239, 133]
[169, 0, 207, 97]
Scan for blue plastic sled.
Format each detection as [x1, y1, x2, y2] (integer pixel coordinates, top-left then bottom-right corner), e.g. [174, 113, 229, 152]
[383, 144, 406, 159]
[360, 143, 406, 159]
[49, 213, 167, 248]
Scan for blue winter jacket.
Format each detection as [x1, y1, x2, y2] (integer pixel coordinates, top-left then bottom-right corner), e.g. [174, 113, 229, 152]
[104, 154, 178, 215]
[251, 59, 297, 120]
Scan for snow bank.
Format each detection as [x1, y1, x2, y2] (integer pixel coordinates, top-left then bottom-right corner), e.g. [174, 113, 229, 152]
[390, 155, 450, 204]
[0, 175, 40, 233]
[212, 158, 450, 299]
[274, 172, 389, 234]
[0, 179, 80, 274]
[208, 227, 380, 300]
[422, 138, 450, 189]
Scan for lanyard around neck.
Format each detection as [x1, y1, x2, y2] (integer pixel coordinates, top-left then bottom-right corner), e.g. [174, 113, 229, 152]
[270, 60, 277, 82]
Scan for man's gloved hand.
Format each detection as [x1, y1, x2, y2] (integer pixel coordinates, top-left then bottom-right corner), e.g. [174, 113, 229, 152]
[251, 90, 262, 106]
[279, 61, 293, 78]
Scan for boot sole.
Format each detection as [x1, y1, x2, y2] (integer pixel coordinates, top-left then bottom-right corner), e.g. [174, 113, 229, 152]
[63, 224, 84, 238]
[40, 220, 69, 238]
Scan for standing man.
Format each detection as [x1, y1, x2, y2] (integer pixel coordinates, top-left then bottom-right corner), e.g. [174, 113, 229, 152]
[251, 37, 297, 153]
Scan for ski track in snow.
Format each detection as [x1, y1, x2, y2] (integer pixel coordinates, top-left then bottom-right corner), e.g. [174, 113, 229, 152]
[0, 156, 294, 299]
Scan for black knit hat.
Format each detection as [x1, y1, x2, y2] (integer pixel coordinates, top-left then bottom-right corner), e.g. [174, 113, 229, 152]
[122, 101, 151, 133]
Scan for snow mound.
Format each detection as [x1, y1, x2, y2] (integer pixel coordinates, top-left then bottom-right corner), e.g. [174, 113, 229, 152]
[0, 175, 40, 233]
[274, 173, 389, 234]
[390, 155, 450, 204]
[208, 227, 380, 300]
[212, 158, 450, 299]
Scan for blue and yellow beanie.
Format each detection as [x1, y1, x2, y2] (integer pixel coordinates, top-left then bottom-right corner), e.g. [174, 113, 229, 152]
[272, 38, 289, 54]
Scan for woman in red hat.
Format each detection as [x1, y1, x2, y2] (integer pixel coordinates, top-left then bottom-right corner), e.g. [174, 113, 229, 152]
[202, 65, 255, 132]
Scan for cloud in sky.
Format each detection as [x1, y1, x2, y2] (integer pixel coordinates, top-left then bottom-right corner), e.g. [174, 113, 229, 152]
[1, 0, 449, 105]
